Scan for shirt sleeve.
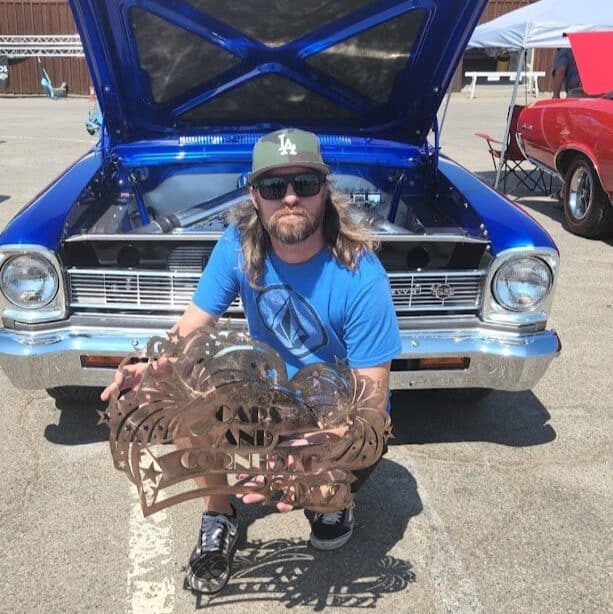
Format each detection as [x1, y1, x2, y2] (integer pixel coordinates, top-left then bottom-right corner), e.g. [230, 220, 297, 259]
[343, 267, 402, 368]
[191, 227, 240, 316]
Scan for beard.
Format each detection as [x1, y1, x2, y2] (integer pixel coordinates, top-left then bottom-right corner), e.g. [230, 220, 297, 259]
[266, 207, 321, 244]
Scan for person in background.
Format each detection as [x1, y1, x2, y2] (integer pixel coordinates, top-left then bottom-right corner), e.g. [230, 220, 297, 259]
[552, 47, 582, 98]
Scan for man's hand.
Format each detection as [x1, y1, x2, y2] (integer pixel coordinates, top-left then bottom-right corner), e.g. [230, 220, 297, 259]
[100, 303, 219, 402]
[236, 427, 346, 512]
[100, 361, 146, 401]
[237, 474, 296, 513]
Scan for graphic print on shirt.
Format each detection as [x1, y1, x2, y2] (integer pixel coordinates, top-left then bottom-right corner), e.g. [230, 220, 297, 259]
[256, 284, 328, 358]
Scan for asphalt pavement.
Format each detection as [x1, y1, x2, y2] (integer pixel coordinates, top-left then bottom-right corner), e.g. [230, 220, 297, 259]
[0, 93, 611, 614]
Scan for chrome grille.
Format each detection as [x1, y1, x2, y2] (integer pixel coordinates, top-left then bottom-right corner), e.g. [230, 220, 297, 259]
[68, 269, 484, 313]
[167, 245, 212, 272]
[388, 271, 484, 312]
[68, 269, 241, 313]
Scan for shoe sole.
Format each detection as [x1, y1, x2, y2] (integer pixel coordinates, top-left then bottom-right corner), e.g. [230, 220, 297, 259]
[185, 565, 231, 595]
[309, 527, 354, 551]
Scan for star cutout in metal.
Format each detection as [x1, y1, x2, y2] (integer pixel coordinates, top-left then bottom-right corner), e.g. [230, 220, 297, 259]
[96, 409, 111, 426]
[142, 462, 162, 483]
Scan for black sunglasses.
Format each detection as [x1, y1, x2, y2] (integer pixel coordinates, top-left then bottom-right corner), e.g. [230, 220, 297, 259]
[253, 172, 325, 200]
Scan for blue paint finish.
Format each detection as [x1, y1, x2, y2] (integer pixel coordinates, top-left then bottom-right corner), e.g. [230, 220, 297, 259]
[69, 1, 127, 143]
[68, 0, 488, 144]
[0, 151, 104, 250]
[112, 135, 426, 170]
[438, 157, 557, 254]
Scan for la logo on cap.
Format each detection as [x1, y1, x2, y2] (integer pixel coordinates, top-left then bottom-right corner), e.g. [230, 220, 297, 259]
[278, 133, 297, 156]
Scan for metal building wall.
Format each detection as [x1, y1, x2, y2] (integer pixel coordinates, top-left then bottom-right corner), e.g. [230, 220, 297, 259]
[0, 0, 89, 95]
[453, 0, 556, 93]
[483, 0, 556, 90]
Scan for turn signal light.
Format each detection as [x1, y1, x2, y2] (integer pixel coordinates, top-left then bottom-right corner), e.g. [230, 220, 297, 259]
[80, 355, 124, 369]
[418, 357, 470, 370]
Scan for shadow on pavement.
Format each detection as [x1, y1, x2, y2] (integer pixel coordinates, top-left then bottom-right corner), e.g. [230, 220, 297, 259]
[44, 398, 109, 445]
[389, 389, 555, 447]
[44, 388, 556, 448]
[193, 459, 421, 610]
[474, 169, 562, 199]
[518, 195, 613, 244]
[464, 175, 613, 243]
[516, 194, 565, 226]
[0, 195, 9, 205]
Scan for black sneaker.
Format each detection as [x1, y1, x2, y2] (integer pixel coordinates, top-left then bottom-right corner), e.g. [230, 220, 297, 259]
[308, 503, 356, 550]
[186, 508, 239, 594]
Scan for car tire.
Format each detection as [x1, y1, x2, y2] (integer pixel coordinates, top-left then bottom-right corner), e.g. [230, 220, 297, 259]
[563, 155, 613, 238]
[438, 388, 493, 403]
[46, 386, 104, 403]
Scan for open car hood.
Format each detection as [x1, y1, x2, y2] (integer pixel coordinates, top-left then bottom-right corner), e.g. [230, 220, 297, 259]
[70, 0, 486, 146]
[567, 31, 613, 96]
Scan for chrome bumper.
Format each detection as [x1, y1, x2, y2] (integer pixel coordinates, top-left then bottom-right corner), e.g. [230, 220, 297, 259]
[390, 327, 560, 391]
[0, 323, 560, 391]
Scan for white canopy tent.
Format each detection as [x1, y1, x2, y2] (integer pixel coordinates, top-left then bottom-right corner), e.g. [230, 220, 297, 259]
[466, 0, 613, 188]
[468, 0, 613, 50]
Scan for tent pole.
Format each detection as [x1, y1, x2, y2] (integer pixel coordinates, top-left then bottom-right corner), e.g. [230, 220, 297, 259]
[494, 48, 526, 190]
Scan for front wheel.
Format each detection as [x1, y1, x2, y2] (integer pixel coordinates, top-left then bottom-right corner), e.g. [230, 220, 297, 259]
[563, 155, 613, 238]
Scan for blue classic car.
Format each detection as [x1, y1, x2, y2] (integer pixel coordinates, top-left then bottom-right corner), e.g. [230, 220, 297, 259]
[0, 0, 561, 401]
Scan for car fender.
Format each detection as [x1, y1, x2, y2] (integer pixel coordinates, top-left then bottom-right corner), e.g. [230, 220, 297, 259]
[554, 143, 604, 185]
[0, 149, 105, 249]
[438, 157, 557, 255]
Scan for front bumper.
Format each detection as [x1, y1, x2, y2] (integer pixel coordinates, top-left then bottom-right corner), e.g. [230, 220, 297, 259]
[0, 323, 561, 391]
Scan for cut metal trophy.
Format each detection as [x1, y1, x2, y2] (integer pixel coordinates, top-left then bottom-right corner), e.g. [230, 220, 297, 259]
[101, 326, 391, 516]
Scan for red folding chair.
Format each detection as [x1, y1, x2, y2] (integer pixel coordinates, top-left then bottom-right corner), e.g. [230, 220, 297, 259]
[476, 104, 552, 194]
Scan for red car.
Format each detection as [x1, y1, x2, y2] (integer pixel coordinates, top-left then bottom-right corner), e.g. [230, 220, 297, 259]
[517, 32, 613, 238]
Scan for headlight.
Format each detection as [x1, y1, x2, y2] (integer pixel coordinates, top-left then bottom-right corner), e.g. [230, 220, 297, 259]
[1, 254, 59, 309]
[493, 257, 552, 311]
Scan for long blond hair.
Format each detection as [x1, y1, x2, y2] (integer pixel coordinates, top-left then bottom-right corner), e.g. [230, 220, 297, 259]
[227, 190, 377, 288]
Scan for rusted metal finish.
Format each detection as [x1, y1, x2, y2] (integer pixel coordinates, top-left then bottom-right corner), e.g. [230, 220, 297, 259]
[103, 326, 391, 516]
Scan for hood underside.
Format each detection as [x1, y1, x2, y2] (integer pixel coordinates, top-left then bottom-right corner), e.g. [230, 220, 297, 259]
[567, 31, 613, 96]
[70, 0, 486, 145]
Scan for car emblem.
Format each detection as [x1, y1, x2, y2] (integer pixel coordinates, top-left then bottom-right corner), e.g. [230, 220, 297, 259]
[391, 285, 422, 297]
[432, 284, 454, 300]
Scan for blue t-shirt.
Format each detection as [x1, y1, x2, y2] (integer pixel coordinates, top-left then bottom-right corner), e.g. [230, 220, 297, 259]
[192, 226, 402, 380]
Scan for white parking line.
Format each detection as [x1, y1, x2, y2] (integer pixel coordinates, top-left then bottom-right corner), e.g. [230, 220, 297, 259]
[424, 501, 484, 614]
[127, 498, 175, 614]
[397, 455, 484, 613]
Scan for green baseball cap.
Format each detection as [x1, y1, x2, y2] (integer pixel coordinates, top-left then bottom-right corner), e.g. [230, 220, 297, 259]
[250, 128, 331, 182]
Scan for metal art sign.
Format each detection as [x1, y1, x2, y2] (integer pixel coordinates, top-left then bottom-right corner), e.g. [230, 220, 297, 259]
[101, 326, 391, 516]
